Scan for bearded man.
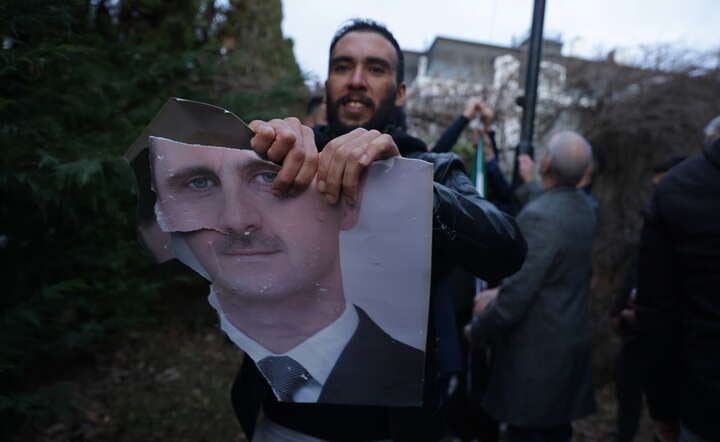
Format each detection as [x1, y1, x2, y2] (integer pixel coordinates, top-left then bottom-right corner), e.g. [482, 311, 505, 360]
[233, 18, 527, 442]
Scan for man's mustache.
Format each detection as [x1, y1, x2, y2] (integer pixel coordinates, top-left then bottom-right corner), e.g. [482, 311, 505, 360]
[211, 229, 285, 254]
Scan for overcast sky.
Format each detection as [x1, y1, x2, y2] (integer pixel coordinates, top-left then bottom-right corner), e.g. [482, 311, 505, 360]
[281, 0, 719, 83]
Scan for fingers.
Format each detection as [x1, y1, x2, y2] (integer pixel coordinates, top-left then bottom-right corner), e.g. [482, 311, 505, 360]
[317, 129, 360, 191]
[464, 97, 482, 119]
[340, 143, 370, 206]
[318, 129, 400, 205]
[250, 120, 401, 204]
[248, 120, 276, 157]
[249, 118, 300, 163]
[321, 129, 378, 205]
[362, 133, 400, 165]
[478, 102, 494, 122]
[518, 154, 535, 182]
[272, 146, 304, 197]
[249, 118, 318, 196]
[316, 132, 343, 194]
[291, 125, 320, 194]
[266, 118, 297, 163]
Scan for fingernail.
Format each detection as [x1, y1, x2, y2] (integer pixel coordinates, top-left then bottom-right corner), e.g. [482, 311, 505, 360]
[360, 154, 369, 165]
[317, 180, 326, 192]
[325, 194, 335, 204]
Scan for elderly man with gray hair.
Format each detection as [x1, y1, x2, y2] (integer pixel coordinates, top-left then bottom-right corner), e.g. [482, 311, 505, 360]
[468, 131, 597, 442]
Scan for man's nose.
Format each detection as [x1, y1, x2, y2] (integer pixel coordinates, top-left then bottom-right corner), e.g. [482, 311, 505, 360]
[348, 66, 368, 90]
[216, 188, 262, 234]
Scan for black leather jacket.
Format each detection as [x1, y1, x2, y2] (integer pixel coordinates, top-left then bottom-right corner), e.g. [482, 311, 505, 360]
[232, 128, 527, 442]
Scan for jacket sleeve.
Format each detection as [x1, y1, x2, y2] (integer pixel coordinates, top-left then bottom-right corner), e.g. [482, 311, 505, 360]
[609, 255, 637, 319]
[431, 152, 527, 282]
[636, 193, 678, 333]
[469, 208, 556, 343]
[485, 158, 517, 213]
[432, 116, 470, 153]
[635, 191, 682, 418]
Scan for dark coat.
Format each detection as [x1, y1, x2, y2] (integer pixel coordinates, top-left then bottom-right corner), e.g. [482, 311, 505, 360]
[636, 138, 720, 441]
[232, 128, 527, 441]
[471, 187, 597, 427]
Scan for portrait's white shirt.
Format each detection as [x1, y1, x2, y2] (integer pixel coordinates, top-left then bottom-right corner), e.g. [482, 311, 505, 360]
[208, 287, 358, 402]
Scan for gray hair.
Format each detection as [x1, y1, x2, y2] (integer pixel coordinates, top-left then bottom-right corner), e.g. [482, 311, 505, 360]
[704, 116, 720, 143]
[545, 131, 592, 188]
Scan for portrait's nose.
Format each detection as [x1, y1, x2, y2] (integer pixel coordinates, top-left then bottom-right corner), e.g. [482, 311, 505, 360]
[216, 187, 262, 234]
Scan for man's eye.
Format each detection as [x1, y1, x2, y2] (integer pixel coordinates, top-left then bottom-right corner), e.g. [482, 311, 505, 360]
[369, 65, 386, 74]
[333, 63, 351, 73]
[188, 176, 214, 190]
[253, 171, 277, 185]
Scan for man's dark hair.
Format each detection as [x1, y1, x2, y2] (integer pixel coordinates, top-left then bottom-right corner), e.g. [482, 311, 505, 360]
[329, 18, 404, 85]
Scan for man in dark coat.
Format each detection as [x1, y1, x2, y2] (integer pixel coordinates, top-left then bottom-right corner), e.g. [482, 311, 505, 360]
[469, 131, 597, 442]
[635, 116, 720, 442]
[232, 18, 527, 442]
[608, 156, 686, 442]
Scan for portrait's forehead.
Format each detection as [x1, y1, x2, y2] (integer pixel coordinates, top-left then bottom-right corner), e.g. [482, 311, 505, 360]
[150, 136, 259, 170]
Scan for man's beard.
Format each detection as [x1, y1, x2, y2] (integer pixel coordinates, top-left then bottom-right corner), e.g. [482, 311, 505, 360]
[326, 91, 402, 137]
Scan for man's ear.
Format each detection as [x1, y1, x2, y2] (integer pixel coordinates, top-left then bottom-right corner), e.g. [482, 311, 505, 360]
[340, 172, 368, 231]
[394, 82, 407, 107]
[540, 156, 552, 177]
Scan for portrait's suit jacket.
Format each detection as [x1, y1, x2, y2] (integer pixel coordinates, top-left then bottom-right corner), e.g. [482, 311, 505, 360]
[471, 188, 597, 427]
[317, 306, 425, 404]
[232, 306, 425, 439]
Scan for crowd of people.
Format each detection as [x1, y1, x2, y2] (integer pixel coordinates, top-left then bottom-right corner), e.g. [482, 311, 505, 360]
[151, 16, 719, 442]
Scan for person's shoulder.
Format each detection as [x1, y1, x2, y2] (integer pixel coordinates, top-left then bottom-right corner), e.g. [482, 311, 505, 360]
[354, 307, 423, 359]
[408, 151, 466, 175]
[522, 188, 554, 211]
[656, 151, 712, 195]
[390, 130, 428, 156]
[524, 189, 587, 219]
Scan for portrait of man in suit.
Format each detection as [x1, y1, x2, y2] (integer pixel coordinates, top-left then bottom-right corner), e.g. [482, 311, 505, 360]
[126, 99, 430, 407]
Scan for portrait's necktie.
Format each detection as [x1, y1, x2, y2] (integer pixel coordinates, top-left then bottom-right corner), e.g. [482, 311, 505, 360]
[257, 355, 313, 402]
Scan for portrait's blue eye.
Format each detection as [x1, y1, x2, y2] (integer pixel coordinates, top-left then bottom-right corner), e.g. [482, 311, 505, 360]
[254, 171, 278, 185]
[189, 176, 213, 190]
